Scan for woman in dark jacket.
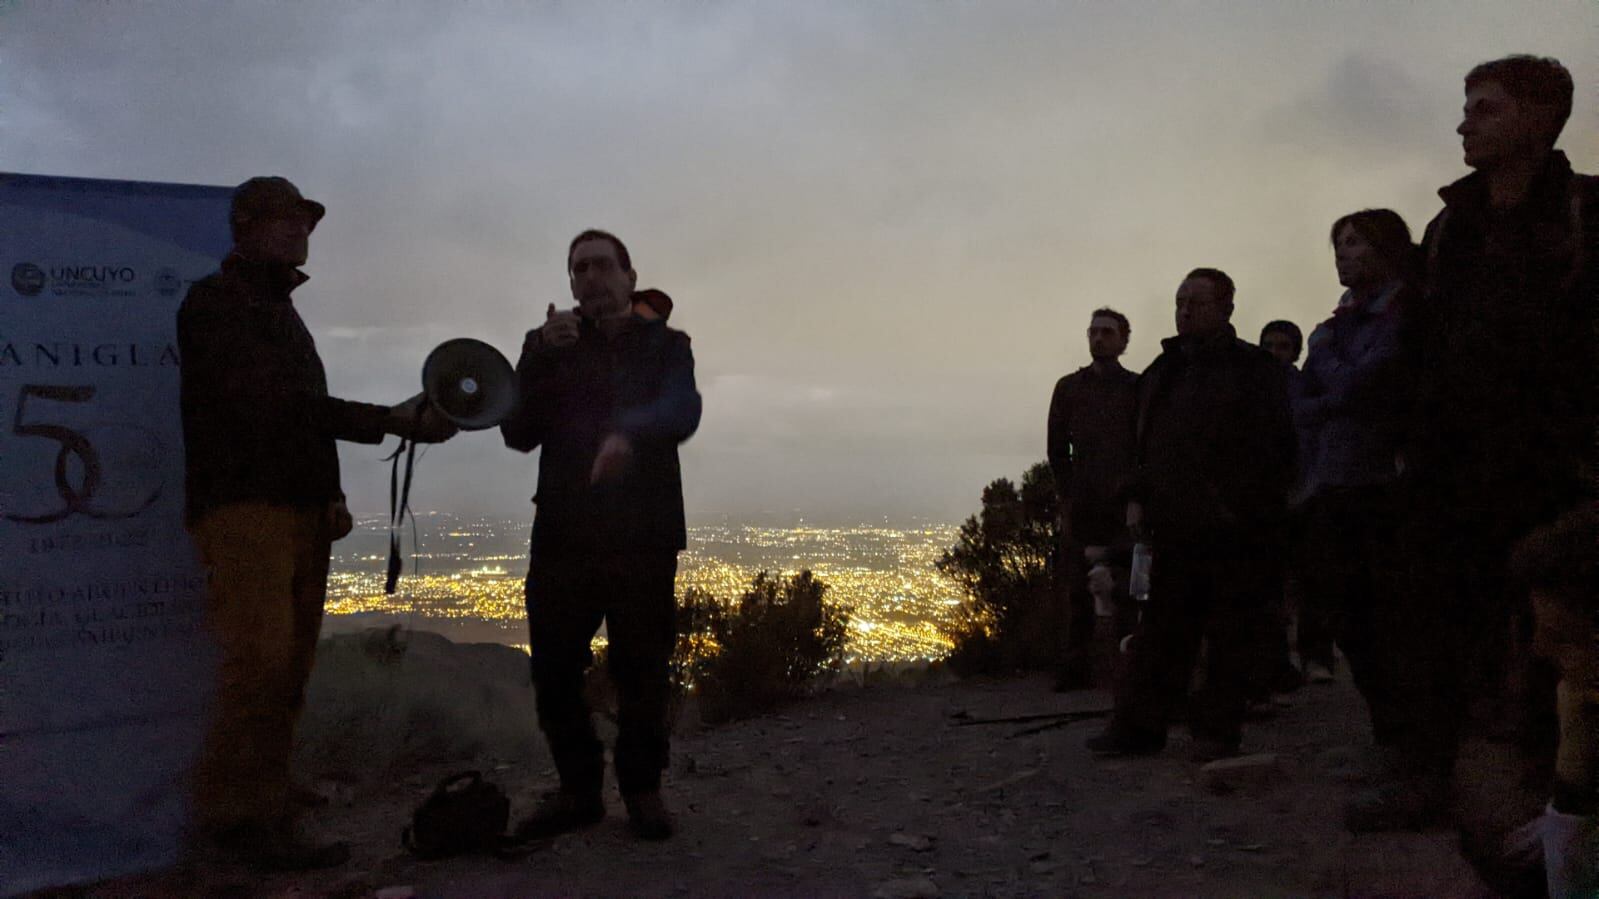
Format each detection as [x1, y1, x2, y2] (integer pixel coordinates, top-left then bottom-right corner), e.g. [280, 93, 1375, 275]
[1292, 209, 1419, 745]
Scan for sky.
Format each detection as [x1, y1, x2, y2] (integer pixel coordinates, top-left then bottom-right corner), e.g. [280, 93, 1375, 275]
[3, 1, 1595, 525]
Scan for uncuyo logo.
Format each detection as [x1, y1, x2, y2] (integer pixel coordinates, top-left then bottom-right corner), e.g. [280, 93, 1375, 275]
[11, 262, 45, 297]
[153, 267, 183, 297]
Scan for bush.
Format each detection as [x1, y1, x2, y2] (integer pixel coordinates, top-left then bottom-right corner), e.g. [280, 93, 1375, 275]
[684, 570, 851, 723]
[936, 461, 1064, 676]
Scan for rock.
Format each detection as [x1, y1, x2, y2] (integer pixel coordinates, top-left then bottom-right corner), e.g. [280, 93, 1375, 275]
[977, 768, 1039, 792]
[375, 890, 417, 899]
[1198, 752, 1280, 794]
[872, 876, 940, 899]
[889, 832, 934, 851]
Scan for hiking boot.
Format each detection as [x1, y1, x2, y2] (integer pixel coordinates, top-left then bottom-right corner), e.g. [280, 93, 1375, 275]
[1052, 666, 1093, 693]
[1343, 775, 1451, 833]
[1189, 737, 1241, 764]
[1086, 725, 1165, 758]
[1304, 661, 1335, 684]
[511, 790, 605, 842]
[205, 820, 349, 872]
[289, 783, 329, 808]
[623, 791, 675, 841]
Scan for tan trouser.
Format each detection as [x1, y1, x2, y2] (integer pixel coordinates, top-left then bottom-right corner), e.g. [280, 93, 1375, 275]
[190, 502, 332, 832]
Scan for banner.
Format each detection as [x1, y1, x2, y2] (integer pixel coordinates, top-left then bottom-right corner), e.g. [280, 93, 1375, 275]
[0, 173, 232, 895]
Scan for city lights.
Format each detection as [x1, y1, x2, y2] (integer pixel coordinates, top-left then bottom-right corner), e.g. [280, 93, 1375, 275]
[326, 515, 962, 661]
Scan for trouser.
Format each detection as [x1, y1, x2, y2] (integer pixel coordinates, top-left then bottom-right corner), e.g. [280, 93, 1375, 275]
[1286, 506, 1337, 672]
[1298, 485, 1405, 744]
[1060, 544, 1137, 682]
[1248, 542, 1300, 701]
[1394, 472, 1574, 778]
[190, 502, 332, 832]
[1113, 542, 1277, 747]
[525, 550, 678, 796]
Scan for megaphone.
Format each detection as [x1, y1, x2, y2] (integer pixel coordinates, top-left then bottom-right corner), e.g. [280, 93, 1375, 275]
[420, 338, 517, 430]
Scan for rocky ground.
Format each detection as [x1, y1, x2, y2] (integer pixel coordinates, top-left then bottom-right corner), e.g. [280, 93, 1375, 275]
[72, 641, 1547, 899]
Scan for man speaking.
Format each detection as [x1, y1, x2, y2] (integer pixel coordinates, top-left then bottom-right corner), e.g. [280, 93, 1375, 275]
[502, 230, 702, 841]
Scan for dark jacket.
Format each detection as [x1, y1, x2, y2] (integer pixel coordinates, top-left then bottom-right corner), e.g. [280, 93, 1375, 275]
[177, 255, 390, 527]
[1047, 362, 1138, 546]
[1294, 282, 1414, 500]
[501, 313, 701, 554]
[1127, 325, 1295, 546]
[1405, 150, 1598, 525]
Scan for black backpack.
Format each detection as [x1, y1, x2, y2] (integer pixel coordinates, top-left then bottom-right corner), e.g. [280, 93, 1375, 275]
[401, 771, 511, 859]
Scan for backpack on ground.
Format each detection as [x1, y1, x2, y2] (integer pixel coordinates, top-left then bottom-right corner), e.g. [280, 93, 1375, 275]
[401, 770, 511, 859]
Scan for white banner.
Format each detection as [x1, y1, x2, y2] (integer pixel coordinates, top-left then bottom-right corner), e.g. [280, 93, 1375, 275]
[0, 173, 232, 895]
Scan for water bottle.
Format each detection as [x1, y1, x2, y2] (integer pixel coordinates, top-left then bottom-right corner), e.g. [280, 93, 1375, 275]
[1129, 542, 1152, 603]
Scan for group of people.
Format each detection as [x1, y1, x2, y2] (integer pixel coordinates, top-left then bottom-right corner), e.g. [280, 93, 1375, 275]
[178, 182, 700, 869]
[170, 49, 1593, 891]
[1046, 54, 1596, 892]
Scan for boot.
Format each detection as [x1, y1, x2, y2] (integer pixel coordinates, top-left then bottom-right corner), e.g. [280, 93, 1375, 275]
[623, 791, 675, 841]
[1189, 736, 1240, 764]
[1052, 665, 1093, 693]
[512, 790, 606, 842]
[1343, 773, 1451, 833]
[1086, 724, 1166, 757]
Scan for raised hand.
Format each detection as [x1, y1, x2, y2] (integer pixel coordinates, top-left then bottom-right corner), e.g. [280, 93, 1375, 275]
[540, 301, 581, 349]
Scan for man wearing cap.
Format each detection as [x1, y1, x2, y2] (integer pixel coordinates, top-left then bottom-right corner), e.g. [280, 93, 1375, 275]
[178, 176, 455, 869]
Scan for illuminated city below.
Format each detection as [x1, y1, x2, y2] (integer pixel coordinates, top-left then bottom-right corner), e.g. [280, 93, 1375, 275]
[326, 514, 963, 662]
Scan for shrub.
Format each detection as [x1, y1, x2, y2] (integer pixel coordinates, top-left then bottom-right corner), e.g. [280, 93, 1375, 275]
[686, 570, 851, 723]
[936, 461, 1064, 676]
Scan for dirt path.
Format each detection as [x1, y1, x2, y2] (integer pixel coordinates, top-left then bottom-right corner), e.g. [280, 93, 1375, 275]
[92, 668, 1522, 898]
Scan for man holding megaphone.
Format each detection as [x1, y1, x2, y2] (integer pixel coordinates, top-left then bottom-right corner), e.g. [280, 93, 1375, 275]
[178, 176, 458, 870]
[501, 229, 702, 842]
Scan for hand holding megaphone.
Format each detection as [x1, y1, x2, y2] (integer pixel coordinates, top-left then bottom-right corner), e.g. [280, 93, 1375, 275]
[386, 391, 459, 443]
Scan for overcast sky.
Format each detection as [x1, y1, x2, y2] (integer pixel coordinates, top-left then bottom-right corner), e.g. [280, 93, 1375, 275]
[4, 1, 1595, 525]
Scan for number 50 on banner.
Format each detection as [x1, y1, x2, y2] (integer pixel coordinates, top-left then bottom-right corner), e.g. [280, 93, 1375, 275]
[0, 383, 165, 524]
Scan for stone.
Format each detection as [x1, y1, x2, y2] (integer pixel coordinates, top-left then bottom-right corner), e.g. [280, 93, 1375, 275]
[1199, 752, 1280, 794]
[889, 832, 934, 852]
[872, 877, 940, 899]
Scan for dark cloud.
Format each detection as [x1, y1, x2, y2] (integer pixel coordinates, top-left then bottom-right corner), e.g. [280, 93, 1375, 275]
[1259, 52, 1447, 156]
[3, 1, 1594, 523]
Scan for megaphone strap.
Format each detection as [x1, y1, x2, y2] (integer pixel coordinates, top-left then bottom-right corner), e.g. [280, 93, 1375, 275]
[384, 419, 420, 594]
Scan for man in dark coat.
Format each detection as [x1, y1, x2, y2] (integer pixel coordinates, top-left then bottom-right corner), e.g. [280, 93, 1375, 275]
[502, 230, 701, 842]
[1350, 54, 1599, 832]
[179, 176, 455, 870]
[1086, 268, 1295, 761]
[1047, 307, 1139, 690]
